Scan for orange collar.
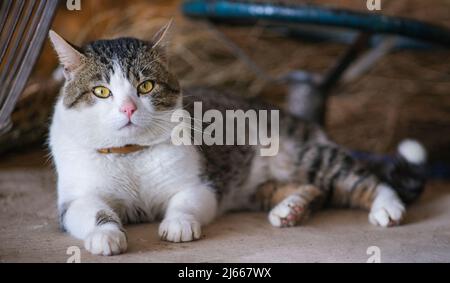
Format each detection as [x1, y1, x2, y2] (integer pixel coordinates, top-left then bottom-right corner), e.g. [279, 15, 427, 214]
[97, 144, 148, 154]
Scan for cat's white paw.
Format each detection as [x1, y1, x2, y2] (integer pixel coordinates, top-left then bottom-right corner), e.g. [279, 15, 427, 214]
[84, 226, 127, 256]
[159, 216, 202, 243]
[268, 195, 308, 228]
[369, 202, 405, 227]
[369, 185, 406, 227]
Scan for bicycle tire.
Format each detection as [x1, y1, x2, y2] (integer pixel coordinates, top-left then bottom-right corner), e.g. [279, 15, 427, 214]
[182, 0, 450, 47]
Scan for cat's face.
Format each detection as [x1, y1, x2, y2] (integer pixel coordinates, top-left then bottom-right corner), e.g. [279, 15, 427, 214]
[49, 24, 180, 148]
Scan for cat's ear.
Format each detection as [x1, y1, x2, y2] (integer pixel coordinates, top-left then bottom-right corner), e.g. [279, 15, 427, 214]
[49, 30, 85, 77]
[151, 19, 173, 49]
[150, 20, 173, 66]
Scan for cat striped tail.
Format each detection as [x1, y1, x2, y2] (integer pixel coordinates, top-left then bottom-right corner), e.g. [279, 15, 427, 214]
[365, 139, 428, 204]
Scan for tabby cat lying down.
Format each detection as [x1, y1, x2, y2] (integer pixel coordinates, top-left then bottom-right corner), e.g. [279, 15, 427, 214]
[48, 24, 427, 256]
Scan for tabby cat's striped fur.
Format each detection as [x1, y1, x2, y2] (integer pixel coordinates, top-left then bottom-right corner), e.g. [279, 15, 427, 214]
[48, 24, 426, 256]
[184, 89, 425, 227]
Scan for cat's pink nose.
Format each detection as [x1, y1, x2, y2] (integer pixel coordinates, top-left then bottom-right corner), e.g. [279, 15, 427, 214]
[120, 101, 137, 119]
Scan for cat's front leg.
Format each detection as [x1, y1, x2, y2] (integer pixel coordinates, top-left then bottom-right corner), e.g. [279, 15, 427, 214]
[61, 196, 127, 256]
[159, 186, 218, 243]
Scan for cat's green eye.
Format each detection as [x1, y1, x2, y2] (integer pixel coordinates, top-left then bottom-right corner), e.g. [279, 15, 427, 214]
[137, 80, 154, 95]
[92, 86, 111, 98]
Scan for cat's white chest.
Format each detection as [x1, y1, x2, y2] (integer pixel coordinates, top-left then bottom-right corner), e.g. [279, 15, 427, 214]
[96, 143, 204, 221]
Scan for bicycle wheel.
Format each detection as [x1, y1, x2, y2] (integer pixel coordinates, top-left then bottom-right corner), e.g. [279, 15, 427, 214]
[182, 0, 450, 47]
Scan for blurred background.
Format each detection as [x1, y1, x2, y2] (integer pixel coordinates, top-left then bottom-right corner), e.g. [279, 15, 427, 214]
[1, 0, 449, 171]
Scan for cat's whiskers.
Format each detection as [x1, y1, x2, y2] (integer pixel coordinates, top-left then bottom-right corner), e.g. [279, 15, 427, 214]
[149, 115, 213, 137]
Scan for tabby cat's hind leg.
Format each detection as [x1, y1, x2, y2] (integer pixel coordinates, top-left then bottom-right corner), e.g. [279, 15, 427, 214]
[368, 184, 405, 227]
[332, 172, 406, 227]
[256, 182, 323, 228]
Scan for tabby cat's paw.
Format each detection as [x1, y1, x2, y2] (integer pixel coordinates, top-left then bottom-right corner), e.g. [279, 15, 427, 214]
[369, 196, 405, 227]
[159, 216, 202, 243]
[268, 195, 309, 228]
[84, 226, 127, 256]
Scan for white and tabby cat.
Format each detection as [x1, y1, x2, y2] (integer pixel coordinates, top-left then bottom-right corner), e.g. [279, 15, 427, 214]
[48, 24, 427, 256]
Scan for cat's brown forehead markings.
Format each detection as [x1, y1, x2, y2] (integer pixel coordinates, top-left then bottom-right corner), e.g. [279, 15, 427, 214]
[63, 60, 100, 109]
[61, 37, 180, 109]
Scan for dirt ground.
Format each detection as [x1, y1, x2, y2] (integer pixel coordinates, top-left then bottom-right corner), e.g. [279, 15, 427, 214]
[0, 150, 449, 263]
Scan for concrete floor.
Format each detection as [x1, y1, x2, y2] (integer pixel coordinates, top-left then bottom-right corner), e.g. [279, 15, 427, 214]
[0, 150, 449, 263]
